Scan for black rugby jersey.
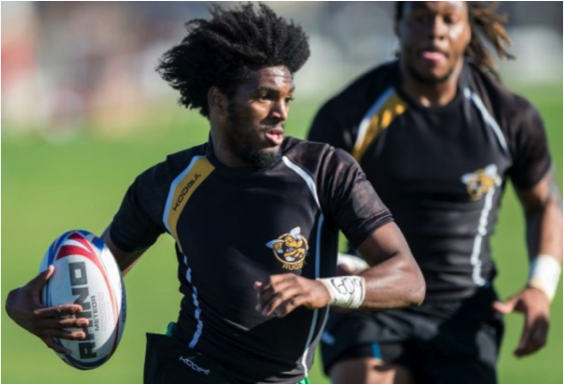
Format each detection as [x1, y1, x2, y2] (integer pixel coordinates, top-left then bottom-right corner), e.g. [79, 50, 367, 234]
[110, 137, 391, 383]
[309, 60, 552, 300]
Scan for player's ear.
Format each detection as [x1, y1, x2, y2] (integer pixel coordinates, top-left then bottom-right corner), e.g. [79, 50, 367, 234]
[208, 86, 227, 115]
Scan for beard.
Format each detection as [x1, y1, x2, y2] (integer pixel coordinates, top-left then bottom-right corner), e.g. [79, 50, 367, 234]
[407, 61, 454, 85]
[244, 146, 282, 169]
[225, 102, 282, 169]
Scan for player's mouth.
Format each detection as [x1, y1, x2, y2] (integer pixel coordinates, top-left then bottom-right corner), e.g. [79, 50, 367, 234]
[419, 48, 448, 63]
[265, 127, 284, 146]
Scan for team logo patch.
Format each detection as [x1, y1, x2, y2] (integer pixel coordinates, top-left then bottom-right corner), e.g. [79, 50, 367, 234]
[461, 164, 501, 201]
[266, 227, 308, 271]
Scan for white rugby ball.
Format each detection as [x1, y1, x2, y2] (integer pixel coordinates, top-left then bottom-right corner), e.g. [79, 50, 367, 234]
[39, 230, 126, 370]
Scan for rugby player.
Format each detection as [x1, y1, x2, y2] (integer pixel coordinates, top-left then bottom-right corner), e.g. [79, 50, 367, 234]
[309, 1, 563, 383]
[6, 3, 425, 383]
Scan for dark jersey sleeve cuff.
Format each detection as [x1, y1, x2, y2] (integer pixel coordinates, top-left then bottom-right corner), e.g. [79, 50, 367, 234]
[347, 215, 394, 249]
[109, 224, 159, 254]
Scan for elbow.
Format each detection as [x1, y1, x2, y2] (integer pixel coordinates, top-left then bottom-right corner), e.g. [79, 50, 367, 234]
[405, 270, 426, 307]
[407, 278, 426, 307]
[5, 288, 18, 320]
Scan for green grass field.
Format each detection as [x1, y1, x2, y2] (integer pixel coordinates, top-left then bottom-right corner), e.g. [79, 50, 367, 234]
[2, 84, 562, 384]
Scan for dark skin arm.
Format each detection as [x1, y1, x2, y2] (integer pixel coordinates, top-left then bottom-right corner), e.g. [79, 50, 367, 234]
[5, 224, 142, 354]
[492, 169, 563, 357]
[254, 221, 425, 317]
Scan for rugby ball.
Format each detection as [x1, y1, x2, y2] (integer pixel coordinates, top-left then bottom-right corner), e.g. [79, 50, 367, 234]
[39, 230, 126, 370]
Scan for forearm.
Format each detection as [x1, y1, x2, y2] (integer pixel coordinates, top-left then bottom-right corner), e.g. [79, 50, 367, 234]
[322, 222, 426, 311]
[519, 170, 563, 301]
[525, 200, 563, 265]
[319, 253, 424, 311]
[359, 251, 425, 310]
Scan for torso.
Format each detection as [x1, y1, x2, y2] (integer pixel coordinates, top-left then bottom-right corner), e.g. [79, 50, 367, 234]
[110, 137, 391, 382]
[309, 60, 551, 300]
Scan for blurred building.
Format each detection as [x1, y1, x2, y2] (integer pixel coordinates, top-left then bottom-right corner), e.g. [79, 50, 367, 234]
[2, 2, 562, 139]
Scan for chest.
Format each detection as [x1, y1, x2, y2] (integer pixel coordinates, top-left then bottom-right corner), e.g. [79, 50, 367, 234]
[359, 104, 512, 201]
[174, 170, 321, 274]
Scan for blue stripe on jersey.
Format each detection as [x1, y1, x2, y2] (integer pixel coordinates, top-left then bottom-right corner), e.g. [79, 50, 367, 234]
[372, 342, 383, 360]
[183, 255, 204, 349]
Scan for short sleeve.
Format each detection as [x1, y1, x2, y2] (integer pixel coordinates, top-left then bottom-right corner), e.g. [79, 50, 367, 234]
[110, 166, 167, 252]
[508, 102, 552, 189]
[318, 147, 392, 247]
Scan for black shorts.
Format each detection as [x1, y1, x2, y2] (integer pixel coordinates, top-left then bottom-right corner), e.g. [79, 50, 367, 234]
[320, 286, 504, 384]
[144, 333, 235, 384]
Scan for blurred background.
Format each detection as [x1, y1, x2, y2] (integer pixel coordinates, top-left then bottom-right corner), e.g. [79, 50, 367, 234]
[2, 2, 562, 384]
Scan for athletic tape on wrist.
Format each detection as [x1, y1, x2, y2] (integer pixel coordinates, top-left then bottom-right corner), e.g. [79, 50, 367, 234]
[337, 253, 370, 272]
[317, 276, 366, 308]
[528, 254, 562, 301]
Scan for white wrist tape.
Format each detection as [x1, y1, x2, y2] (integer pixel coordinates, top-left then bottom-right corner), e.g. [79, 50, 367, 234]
[528, 254, 562, 301]
[317, 276, 366, 308]
[337, 253, 370, 272]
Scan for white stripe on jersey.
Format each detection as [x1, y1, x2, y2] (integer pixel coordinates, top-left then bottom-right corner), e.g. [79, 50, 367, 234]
[282, 156, 324, 376]
[354, 86, 395, 153]
[163, 156, 206, 348]
[464, 88, 510, 286]
[282, 156, 320, 209]
[469, 187, 496, 286]
[464, 88, 513, 163]
[163, 155, 203, 234]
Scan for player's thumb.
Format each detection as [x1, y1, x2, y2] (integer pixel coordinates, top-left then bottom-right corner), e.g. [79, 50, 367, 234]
[492, 296, 518, 315]
[29, 265, 54, 292]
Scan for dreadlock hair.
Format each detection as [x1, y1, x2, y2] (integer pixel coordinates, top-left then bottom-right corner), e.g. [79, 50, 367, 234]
[157, 3, 310, 118]
[395, 1, 514, 80]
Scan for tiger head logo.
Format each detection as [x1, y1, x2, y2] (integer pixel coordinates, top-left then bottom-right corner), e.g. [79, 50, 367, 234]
[266, 227, 308, 271]
[461, 164, 501, 201]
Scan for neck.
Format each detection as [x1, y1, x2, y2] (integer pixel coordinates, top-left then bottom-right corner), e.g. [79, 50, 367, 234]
[209, 128, 250, 169]
[399, 60, 464, 107]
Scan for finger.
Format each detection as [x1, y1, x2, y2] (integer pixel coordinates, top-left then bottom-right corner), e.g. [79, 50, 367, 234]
[257, 279, 296, 314]
[258, 283, 296, 316]
[261, 286, 300, 317]
[34, 304, 84, 319]
[253, 281, 262, 291]
[256, 277, 291, 303]
[515, 318, 548, 357]
[492, 298, 518, 315]
[30, 265, 55, 290]
[275, 296, 308, 318]
[527, 320, 548, 354]
[35, 316, 90, 330]
[336, 264, 355, 275]
[29, 266, 56, 306]
[41, 336, 71, 354]
[42, 328, 87, 341]
[260, 274, 294, 291]
[514, 315, 534, 357]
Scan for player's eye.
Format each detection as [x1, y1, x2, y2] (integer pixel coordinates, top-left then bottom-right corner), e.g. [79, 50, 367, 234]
[444, 15, 459, 25]
[410, 13, 431, 24]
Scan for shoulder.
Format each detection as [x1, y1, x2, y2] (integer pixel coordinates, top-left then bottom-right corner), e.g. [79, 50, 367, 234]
[317, 61, 399, 117]
[468, 62, 542, 130]
[283, 137, 359, 174]
[283, 137, 332, 165]
[135, 143, 209, 189]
